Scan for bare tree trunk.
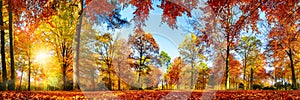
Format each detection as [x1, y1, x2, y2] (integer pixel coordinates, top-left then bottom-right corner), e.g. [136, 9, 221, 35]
[288, 48, 297, 90]
[243, 54, 247, 90]
[202, 70, 205, 90]
[28, 57, 31, 91]
[74, 0, 83, 90]
[8, 0, 15, 90]
[225, 35, 230, 90]
[91, 70, 95, 90]
[62, 45, 67, 90]
[250, 67, 254, 90]
[165, 78, 168, 89]
[19, 67, 24, 90]
[118, 60, 121, 90]
[0, 0, 7, 90]
[162, 78, 164, 90]
[138, 48, 142, 90]
[108, 64, 112, 90]
[190, 61, 194, 89]
[138, 69, 141, 90]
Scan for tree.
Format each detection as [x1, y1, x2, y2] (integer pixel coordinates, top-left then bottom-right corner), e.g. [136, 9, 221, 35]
[142, 64, 161, 90]
[209, 53, 226, 89]
[14, 28, 38, 91]
[178, 33, 204, 89]
[94, 33, 115, 90]
[76, 0, 129, 90]
[262, 0, 300, 89]
[128, 28, 159, 90]
[248, 51, 266, 90]
[195, 61, 209, 90]
[267, 29, 299, 90]
[228, 54, 242, 89]
[11, 0, 57, 91]
[238, 36, 261, 89]
[112, 39, 131, 90]
[37, 1, 81, 90]
[196, 0, 264, 89]
[159, 51, 170, 90]
[167, 57, 185, 89]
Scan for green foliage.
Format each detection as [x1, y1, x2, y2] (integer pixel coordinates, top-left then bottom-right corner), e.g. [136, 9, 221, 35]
[159, 51, 171, 68]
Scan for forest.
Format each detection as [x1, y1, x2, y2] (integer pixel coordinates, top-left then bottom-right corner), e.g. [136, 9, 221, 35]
[0, 0, 299, 99]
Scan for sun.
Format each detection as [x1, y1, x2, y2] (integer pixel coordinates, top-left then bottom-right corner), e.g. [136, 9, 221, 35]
[35, 52, 50, 64]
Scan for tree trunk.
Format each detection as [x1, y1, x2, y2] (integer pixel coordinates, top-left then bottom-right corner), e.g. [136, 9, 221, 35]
[108, 63, 112, 90]
[165, 78, 168, 89]
[19, 67, 24, 90]
[288, 48, 297, 90]
[118, 61, 121, 90]
[28, 57, 31, 91]
[190, 61, 194, 89]
[162, 78, 164, 90]
[74, 0, 83, 91]
[91, 69, 95, 90]
[138, 46, 142, 90]
[34, 71, 37, 90]
[0, 0, 7, 90]
[8, 0, 15, 90]
[62, 45, 66, 90]
[250, 67, 254, 90]
[63, 62, 66, 90]
[138, 69, 141, 90]
[202, 70, 205, 90]
[225, 35, 230, 90]
[243, 55, 247, 90]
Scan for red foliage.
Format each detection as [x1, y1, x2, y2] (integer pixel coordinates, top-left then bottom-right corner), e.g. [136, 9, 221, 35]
[160, 0, 197, 29]
[85, 0, 115, 21]
[129, 0, 153, 27]
[12, 0, 57, 31]
[1, 90, 300, 99]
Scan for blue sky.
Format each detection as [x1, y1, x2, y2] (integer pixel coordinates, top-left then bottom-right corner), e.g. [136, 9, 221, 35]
[97, 1, 273, 72]
[118, 4, 187, 61]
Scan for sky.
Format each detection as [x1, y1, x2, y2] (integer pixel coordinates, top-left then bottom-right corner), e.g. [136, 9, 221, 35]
[118, 4, 187, 61]
[90, 1, 274, 73]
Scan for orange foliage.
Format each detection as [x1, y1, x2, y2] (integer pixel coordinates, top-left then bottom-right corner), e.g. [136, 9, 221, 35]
[167, 57, 185, 87]
[229, 54, 242, 80]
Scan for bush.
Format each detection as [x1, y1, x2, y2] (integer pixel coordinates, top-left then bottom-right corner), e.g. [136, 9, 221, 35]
[252, 84, 262, 90]
[262, 86, 275, 90]
[239, 83, 244, 89]
[0, 82, 4, 90]
[47, 85, 60, 91]
[64, 81, 73, 91]
[8, 80, 15, 90]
